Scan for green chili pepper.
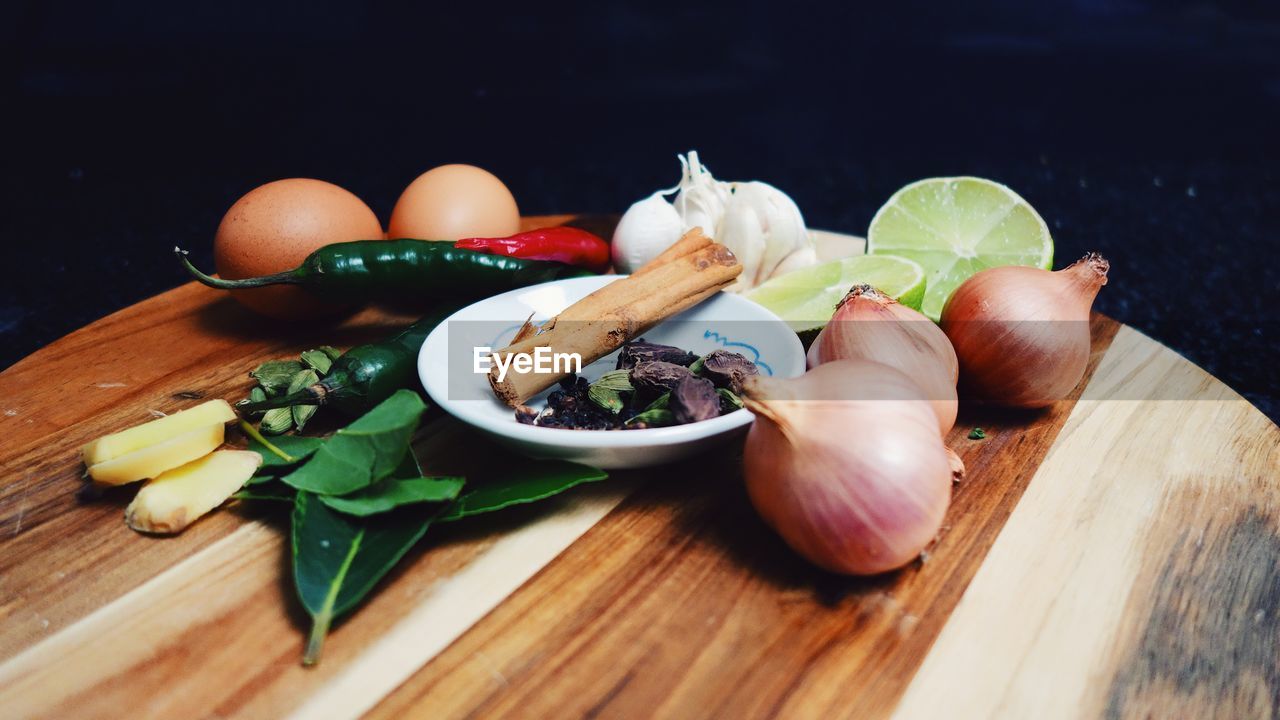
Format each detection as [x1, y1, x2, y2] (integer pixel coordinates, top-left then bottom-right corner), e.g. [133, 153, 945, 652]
[238, 303, 459, 416]
[176, 239, 592, 303]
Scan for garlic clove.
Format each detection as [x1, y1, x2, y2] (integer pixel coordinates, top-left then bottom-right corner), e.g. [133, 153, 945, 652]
[742, 181, 810, 284]
[769, 245, 818, 282]
[718, 200, 766, 291]
[611, 191, 683, 274]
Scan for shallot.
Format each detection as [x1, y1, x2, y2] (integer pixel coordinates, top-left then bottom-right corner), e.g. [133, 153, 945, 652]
[808, 285, 959, 434]
[940, 253, 1109, 408]
[741, 360, 952, 575]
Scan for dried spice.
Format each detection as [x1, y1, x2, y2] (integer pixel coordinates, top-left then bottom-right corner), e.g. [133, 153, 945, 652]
[516, 346, 757, 430]
[631, 361, 694, 394]
[616, 340, 698, 370]
[717, 388, 744, 412]
[698, 350, 760, 393]
[669, 376, 720, 424]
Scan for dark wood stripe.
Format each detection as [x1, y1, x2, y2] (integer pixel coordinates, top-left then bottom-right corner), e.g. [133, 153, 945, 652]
[1103, 482, 1280, 719]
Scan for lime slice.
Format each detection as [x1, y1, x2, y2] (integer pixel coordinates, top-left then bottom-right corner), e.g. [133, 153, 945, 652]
[867, 177, 1053, 321]
[745, 254, 926, 335]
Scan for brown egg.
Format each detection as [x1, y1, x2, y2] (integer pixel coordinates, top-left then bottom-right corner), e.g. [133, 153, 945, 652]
[214, 178, 382, 319]
[387, 164, 521, 241]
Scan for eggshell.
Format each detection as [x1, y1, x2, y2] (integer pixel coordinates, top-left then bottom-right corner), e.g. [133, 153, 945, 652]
[388, 164, 520, 241]
[214, 179, 382, 319]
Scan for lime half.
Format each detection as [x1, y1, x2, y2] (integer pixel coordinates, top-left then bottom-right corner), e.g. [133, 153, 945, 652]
[867, 177, 1053, 320]
[745, 254, 926, 335]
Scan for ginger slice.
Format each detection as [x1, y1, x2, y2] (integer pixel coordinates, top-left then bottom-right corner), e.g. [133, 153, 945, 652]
[126, 450, 262, 534]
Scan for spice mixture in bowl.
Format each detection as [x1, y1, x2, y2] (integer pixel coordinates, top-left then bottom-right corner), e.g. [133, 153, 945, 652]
[418, 275, 806, 469]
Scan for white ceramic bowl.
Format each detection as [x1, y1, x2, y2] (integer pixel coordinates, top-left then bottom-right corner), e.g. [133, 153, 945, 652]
[419, 275, 805, 469]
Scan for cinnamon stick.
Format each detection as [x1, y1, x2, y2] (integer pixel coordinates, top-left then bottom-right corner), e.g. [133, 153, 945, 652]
[488, 238, 740, 406]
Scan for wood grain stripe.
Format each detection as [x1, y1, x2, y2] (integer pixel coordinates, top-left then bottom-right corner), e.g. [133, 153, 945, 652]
[890, 326, 1280, 720]
[366, 320, 1122, 719]
[286, 481, 634, 720]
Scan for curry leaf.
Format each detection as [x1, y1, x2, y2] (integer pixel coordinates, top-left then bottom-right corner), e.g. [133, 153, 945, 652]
[319, 477, 465, 517]
[292, 491, 435, 664]
[282, 390, 426, 495]
[233, 482, 296, 502]
[438, 460, 607, 521]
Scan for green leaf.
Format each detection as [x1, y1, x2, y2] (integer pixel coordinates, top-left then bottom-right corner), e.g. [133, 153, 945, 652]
[281, 390, 426, 495]
[252, 360, 304, 396]
[292, 491, 435, 664]
[438, 460, 607, 521]
[301, 349, 334, 375]
[717, 388, 744, 412]
[318, 345, 343, 362]
[319, 477, 465, 516]
[234, 482, 296, 502]
[625, 408, 676, 428]
[246, 433, 324, 470]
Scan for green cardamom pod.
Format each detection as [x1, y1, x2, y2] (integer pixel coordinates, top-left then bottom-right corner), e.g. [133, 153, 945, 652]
[292, 404, 319, 432]
[642, 392, 671, 412]
[251, 360, 304, 396]
[300, 349, 333, 375]
[236, 386, 269, 418]
[625, 408, 676, 428]
[592, 369, 633, 392]
[717, 388, 744, 412]
[587, 384, 626, 415]
[260, 407, 294, 435]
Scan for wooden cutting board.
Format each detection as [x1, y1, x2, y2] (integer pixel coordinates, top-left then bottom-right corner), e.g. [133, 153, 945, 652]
[0, 215, 1276, 720]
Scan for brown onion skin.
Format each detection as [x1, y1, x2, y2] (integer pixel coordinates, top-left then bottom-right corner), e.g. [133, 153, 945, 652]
[809, 285, 959, 434]
[940, 254, 1108, 408]
[743, 361, 952, 575]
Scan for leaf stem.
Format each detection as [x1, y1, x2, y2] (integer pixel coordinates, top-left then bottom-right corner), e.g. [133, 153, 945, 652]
[239, 420, 295, 463]
[302, 528, 363, 666]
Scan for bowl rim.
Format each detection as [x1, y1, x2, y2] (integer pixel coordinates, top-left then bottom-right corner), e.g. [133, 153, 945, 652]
[418, 275, 803, 450]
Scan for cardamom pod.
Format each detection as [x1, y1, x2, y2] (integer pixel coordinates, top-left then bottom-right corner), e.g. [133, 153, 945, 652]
[260, 407, 294, 435]
[251, 360, 304, 396]
[300, 349, 333, 375]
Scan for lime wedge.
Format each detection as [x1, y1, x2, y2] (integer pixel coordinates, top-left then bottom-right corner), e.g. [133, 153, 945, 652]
[867, 177, 1053, 321]
[745, 254, 926, 335]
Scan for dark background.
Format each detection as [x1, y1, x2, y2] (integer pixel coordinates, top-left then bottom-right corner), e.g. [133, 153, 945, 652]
[3, 1, 1277, 419]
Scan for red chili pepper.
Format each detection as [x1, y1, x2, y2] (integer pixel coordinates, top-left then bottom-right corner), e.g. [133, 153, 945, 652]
[455, 227, 610, 273]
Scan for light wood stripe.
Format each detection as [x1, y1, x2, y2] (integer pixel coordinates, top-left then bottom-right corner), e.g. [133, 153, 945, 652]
[285, 482, 635, 720]
[891, 326, 1280, 719]
[0, 523, 275, 718]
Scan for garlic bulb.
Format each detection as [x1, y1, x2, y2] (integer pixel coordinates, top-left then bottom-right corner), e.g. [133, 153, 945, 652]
[672, 151, 730, 237]
[611, 190, 683, 274]
[720, 180, 811, 290]
[612, 151, 819, 288]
